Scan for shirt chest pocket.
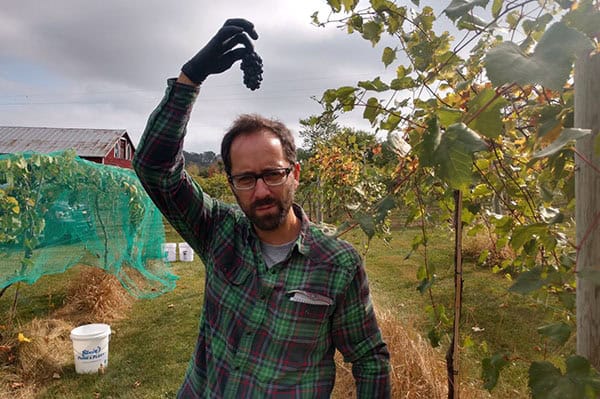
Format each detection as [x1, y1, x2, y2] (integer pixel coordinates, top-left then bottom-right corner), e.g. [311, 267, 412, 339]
[273, 299, 331, 343]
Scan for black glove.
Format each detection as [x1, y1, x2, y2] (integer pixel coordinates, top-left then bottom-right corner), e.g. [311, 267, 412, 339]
[182, 18, 258, 84]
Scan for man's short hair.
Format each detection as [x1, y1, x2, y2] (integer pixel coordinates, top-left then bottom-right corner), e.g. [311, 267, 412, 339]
[221, 114, 297, 175]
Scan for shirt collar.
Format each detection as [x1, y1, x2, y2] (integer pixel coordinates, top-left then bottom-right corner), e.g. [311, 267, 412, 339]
[293, 204, 313, 257]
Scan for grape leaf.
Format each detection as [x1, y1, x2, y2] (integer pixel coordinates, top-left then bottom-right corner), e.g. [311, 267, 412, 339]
[482, 351, 509, 391]
[419, 118, 441, 167]
[492, 0, 503, 18]
[529, 356, 600, 399]
[467, 88, 508, 139]
[433, 123, 488, 189]
[382, 47, 396, 67]
[533, 128, 591, 158]
[437, 107, 463, 128]
[358, 77, 389, 92]
[444, 0, 490, 22]
[509, 267, 545, 294]
[537, 322, 571, 345]
[485, 22, 594, 91]
[510, 223, 548, 249]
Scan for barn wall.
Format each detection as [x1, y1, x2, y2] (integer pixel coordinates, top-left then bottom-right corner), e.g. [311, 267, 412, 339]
[104, 150, 132, 169]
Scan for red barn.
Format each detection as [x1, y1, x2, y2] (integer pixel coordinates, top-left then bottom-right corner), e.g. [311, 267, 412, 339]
[0, 126, 135, 169]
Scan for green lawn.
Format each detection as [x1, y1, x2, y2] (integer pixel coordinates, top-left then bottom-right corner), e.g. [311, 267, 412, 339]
[0, 226, 573, 398]
[40, 260, 204, 399]
[344, 228, 568, 398]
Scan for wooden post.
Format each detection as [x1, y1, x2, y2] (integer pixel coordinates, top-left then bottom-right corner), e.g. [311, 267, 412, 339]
[575, 51, 600, 369]
[447, 189, 463, 399]
[316, 174, 323, 224]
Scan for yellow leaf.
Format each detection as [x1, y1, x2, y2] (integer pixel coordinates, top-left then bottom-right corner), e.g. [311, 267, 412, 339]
[18, 333, 31, 343]
[8, 197, 20, 214]
[514, 137, 527, 147]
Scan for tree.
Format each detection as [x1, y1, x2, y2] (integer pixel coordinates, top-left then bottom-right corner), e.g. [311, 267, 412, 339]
[299, 113, 340, 151]
[297, 114, 339, 223]
[313, 0, 600, 396]
[297, 117, 394, 237]
[184, 150, 219, 177]
[193, 173, 236, 204]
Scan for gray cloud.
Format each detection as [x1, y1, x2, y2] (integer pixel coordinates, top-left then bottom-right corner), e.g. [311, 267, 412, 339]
[0, 0, 399, 152]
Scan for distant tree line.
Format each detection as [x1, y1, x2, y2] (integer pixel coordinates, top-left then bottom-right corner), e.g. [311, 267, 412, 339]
[183, 150, 223, 177]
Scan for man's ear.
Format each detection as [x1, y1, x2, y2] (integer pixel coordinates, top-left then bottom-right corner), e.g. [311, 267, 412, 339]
[293, 162, 301, 186]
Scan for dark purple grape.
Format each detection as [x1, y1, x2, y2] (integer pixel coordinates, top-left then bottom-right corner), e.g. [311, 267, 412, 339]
[241, 51, 263, 91]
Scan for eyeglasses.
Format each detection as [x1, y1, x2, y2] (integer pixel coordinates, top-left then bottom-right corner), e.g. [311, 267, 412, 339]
[229, 166, 293, 190]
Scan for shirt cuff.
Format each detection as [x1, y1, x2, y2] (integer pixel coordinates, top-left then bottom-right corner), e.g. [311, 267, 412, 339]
[165, 77, 200, 111]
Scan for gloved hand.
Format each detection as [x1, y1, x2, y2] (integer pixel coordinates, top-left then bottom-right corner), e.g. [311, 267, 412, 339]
[181, 18, 258, 84]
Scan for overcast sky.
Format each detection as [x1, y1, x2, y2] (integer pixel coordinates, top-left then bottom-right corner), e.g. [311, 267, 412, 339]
[0, 1, 446, 153]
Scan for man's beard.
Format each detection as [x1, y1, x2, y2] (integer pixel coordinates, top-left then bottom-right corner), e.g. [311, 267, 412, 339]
[239, 190, 294, 231]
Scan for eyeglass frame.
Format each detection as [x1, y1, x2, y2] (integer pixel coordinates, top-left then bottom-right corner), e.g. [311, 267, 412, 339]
[228, 165, 295, 191]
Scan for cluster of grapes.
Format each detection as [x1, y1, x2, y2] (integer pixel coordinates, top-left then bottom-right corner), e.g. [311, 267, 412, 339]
[241, 51, 263, 91]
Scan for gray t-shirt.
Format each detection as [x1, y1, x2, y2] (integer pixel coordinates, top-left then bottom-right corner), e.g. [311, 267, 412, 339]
[261, 239, 296, 269]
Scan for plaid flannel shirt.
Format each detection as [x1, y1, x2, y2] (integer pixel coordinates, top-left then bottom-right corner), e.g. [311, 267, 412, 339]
[133, 79, 391, 398]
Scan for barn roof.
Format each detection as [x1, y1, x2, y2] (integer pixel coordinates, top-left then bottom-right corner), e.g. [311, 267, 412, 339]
[0, 126, 131, 157]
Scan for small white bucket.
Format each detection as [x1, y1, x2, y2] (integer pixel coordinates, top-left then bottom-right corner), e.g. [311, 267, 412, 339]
[179, 242, 194, 262]
[161, 243, 177, 262]
[70, 323, 111, 374]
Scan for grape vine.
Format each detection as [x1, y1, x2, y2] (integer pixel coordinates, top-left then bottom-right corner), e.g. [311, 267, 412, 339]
[312, 0, 600, 396]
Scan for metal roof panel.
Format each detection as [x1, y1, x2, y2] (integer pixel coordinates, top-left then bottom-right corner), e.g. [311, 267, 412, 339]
[0, 126, 131, 157]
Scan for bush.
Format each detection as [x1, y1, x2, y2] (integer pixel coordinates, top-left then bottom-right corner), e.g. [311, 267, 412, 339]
[192, 174, 235, 204]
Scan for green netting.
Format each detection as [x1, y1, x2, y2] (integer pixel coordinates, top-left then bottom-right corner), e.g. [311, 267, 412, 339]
[0, 150, 177, 298]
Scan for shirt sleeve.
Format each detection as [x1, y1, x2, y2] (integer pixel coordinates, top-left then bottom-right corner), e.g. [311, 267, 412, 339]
[132, 78, 222, 257]
[331, 256, 391, 398]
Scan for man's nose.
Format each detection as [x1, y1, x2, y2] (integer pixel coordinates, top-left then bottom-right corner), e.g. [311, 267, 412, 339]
[253, 177, 271, 197]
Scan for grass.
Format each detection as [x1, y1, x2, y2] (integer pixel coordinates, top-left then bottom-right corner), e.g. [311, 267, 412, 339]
[0, 226, 574, 398]
[341, 226, 572, 398]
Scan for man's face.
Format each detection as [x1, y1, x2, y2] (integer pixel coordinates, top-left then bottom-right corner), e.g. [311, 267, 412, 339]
[228, 130, 299, 232]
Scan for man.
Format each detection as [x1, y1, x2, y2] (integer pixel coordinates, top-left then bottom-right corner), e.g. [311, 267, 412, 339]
[133, 18, 390, 398]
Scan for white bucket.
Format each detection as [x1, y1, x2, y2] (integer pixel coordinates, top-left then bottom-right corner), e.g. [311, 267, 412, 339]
[178, 242, 194, 262]
[161, 243, 177, 262]
[70, 323, 111, 374]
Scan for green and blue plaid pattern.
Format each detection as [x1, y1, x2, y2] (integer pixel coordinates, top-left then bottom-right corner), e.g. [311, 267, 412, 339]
[133, 79, 390, 398]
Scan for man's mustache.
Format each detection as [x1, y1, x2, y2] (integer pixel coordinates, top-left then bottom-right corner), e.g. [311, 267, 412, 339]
[252, 198, 277, 209]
